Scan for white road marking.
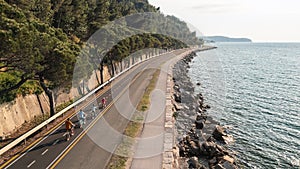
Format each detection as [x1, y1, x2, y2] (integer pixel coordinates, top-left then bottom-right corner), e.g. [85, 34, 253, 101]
[63, 133, 67, 136]
[46, 114, 103, 169]
[52, 139, 59, 146]
[3, 125, 61, 169]
[8, 53, 168, 169]
[27, 160, 36, 168]
[41, 149, 48, 156]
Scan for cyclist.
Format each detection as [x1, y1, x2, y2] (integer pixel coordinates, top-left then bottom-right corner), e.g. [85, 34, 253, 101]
[91, 104, 97, 119]
[101, 97, 107, 108]
[78, 109, 86, 128]
[65, 118, 74, 141]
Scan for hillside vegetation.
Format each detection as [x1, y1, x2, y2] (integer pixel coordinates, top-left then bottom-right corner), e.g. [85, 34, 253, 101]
[0, 0, 202, 116]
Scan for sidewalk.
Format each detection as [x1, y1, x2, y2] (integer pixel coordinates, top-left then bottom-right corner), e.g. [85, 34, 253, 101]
[130, 50, 193, 169]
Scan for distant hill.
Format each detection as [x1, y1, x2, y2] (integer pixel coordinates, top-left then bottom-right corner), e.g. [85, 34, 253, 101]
[204, 36, 252, 42]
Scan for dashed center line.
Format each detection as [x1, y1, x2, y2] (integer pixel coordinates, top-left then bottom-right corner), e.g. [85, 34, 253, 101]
[27, 160, 36, 168]
[41, 149, 48, 156]
[52, 139, 59, 146]
[3, 53, 173, 169]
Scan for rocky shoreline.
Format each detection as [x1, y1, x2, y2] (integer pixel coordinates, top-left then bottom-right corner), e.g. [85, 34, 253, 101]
[172, 52, 238, 169]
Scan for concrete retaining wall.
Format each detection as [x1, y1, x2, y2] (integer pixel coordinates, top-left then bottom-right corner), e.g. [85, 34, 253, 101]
[0, 49, 164, 139]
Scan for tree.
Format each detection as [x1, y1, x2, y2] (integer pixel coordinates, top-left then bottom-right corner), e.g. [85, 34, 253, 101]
[32, 0, 53, 24]
[88, 0, 110, 36]
[0, 1, 80, 115]
[0, 0, 200, 116]
[0, 1, 43, 97]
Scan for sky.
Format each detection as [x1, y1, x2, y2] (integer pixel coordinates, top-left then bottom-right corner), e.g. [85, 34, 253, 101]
[148, 0, 300, 42]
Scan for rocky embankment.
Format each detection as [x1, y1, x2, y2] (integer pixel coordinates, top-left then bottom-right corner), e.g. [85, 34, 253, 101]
[172, 52, 238, 169]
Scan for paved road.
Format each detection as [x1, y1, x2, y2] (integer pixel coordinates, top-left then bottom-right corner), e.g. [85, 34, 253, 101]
[3, 49, 188, 169]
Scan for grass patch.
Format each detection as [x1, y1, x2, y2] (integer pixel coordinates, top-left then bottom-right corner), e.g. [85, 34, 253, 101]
[31, 114, 50, 126]
[136, 69, 160, 112]
[55, 99, 74, 112]
[107, 69, 161, 169]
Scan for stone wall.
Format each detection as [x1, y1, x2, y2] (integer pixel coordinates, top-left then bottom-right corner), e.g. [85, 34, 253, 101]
[162, 50, 195, 169]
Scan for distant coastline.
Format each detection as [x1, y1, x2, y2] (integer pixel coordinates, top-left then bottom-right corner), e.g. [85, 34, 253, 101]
[204, 36, 252, 43]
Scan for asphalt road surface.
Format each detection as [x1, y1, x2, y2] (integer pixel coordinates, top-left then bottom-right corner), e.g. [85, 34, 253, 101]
[3, 49, 187, 169]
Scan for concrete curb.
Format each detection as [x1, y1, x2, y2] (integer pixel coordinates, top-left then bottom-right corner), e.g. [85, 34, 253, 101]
[162, 50, 194, 169]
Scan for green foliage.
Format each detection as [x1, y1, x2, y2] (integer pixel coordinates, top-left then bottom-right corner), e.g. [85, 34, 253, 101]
[0, 0, 201, 108]
[0, 72, 41, 103]
[18, 80, 43, 96]
[31, 0, 53, 24]
[0, 72, 19, 103]
[55, 99, 74, 112]
[105, 33, 188, 62]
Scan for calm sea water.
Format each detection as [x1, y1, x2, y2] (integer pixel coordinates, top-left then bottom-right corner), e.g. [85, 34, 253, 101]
[188, 43, 300, 169]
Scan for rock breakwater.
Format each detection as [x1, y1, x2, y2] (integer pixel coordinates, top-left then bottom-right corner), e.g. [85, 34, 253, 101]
[172, 52, 238, 169]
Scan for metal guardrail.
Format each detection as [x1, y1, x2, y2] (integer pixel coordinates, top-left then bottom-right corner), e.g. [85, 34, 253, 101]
[0, 49, 179, 156]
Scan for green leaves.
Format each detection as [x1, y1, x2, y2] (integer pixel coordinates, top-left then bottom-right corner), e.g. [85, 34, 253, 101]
[0, 0, 201, 106]
[105, 33, 187, 62]
[0, 72, 19, 103]
[0, 0, 79, 99]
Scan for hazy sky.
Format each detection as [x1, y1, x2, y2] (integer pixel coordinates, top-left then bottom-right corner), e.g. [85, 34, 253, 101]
[148, 0, 300, 42]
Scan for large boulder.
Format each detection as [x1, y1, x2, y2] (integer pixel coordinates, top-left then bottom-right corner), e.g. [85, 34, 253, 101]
[214, 164, 226, 169]
[210, 155, 236, 169]
[188, 127, 199, 141]
[222, 135, 234, 144]
[189, 141, 200, 156]
[223, 155, 235, 164]
[200, 141, 217, 156]
[203, 104, 211, 109]
[212, 125, 226, 142]
[209, 157, 218, 167]
[195, 120, 204, 129]
[173, 100, 183, 110]
[179, 145, 186, 157]
[187, 157, 200, 169]
[174, 84, 180, 91]
[174, 93, 181, 103]
[222, 161, 236, 169]
[196, 113, 207, 121]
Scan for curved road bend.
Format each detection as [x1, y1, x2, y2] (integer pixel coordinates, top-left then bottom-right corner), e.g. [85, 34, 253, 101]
[3, 49, 189, 169]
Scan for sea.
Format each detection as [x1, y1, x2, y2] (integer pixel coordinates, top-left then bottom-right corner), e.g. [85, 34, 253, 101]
[188, 43, 300, 169]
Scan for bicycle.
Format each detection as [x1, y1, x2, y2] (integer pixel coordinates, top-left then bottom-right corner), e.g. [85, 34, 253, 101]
[78, 109, 86, 128]
[79, 117, 86, 128]
[91, 104, 97, 119]
[91, 110, 96, 119]
[65, 126, 74, 141]
[101, 98, 107, 108]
